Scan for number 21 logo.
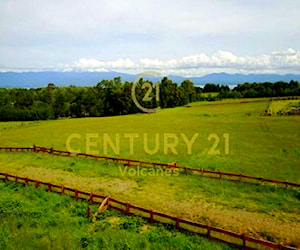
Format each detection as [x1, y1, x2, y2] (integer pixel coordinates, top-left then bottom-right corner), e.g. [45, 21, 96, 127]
[131, 71, 161, 113]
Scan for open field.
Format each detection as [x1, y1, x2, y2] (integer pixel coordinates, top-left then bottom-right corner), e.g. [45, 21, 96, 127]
[0, 98, 299, 181]
[0, 98, 299, 248]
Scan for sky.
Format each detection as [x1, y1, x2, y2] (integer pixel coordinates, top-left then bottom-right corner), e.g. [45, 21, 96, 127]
[0, 0, 300, 76]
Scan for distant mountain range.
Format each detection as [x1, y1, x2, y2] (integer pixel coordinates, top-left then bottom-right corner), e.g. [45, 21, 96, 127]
[0, 71, 300, 88]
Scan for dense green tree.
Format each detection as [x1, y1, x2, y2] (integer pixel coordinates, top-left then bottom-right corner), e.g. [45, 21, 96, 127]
[0, 78, 299, 121]
[203, 83, 220, 93]
[180, 79, 196, 104]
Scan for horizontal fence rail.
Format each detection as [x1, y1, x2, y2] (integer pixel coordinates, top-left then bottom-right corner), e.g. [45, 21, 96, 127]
[0, 145, 299, 188]
[0, 172, 297, 250]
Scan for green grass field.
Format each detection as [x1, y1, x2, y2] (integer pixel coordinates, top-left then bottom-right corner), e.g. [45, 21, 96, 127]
[0, 98, 299, 248]
[0, 98, 299, 181]
[0, 181, 234, 250]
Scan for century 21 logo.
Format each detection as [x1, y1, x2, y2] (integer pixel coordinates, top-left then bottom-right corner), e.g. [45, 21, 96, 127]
[131, 71, 161, 113]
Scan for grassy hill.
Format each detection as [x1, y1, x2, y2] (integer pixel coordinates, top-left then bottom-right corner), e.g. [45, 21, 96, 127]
[0, 98, 299, 248]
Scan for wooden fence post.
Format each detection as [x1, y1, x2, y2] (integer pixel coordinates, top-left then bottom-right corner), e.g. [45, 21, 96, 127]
[176, 217, 180, 229]
[75, 189, 78, 200]
[89, 192, 93, 204]
[242, 233, 246, 248]
[126, 203, 130, 215]
[150, 210, 154, 223]
[61, 185, 65, 194]
[86, 206, 91, 218]
[207, 225, 211, 238]
[47, 183, 52, 192]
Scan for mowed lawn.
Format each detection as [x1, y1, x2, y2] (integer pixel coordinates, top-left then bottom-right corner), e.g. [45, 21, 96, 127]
[0, 98, 299, 182]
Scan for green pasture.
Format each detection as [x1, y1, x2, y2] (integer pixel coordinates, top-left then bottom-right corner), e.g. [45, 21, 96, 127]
[0, 98, 299, 247]
[0, 181, 234, 250]
[0, 98, 299, 182]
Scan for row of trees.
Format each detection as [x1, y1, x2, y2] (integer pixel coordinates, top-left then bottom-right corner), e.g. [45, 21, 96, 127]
[0, 77, 299, 121]
[221, 80, 300, 99]
[0, 77, 201, 121]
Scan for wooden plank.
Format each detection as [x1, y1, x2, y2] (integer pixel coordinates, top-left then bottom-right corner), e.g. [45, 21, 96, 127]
[210, 227, 242, 238]
[179, 219, 207, 229]
[129, 204, 152, 214]
[109, 197, 128, 206]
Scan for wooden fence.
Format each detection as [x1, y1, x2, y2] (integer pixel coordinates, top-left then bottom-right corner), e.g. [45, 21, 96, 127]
[0, 145, 299, 188]
[0, 172, 297, 250]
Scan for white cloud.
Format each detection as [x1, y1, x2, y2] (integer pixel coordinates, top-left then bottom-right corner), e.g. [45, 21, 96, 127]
[106, 59, 136, 69]
[62, 48, 300, 76]
[65, 58, 137, 72]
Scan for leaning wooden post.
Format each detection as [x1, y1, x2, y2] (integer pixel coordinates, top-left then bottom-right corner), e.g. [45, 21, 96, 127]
[93, 197, 110, 222]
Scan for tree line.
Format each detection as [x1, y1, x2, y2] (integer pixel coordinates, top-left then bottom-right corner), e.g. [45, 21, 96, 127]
[0, 77, 299, 121]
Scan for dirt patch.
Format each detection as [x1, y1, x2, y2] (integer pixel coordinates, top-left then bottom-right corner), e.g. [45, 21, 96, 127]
[0, 166, 137, 195]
